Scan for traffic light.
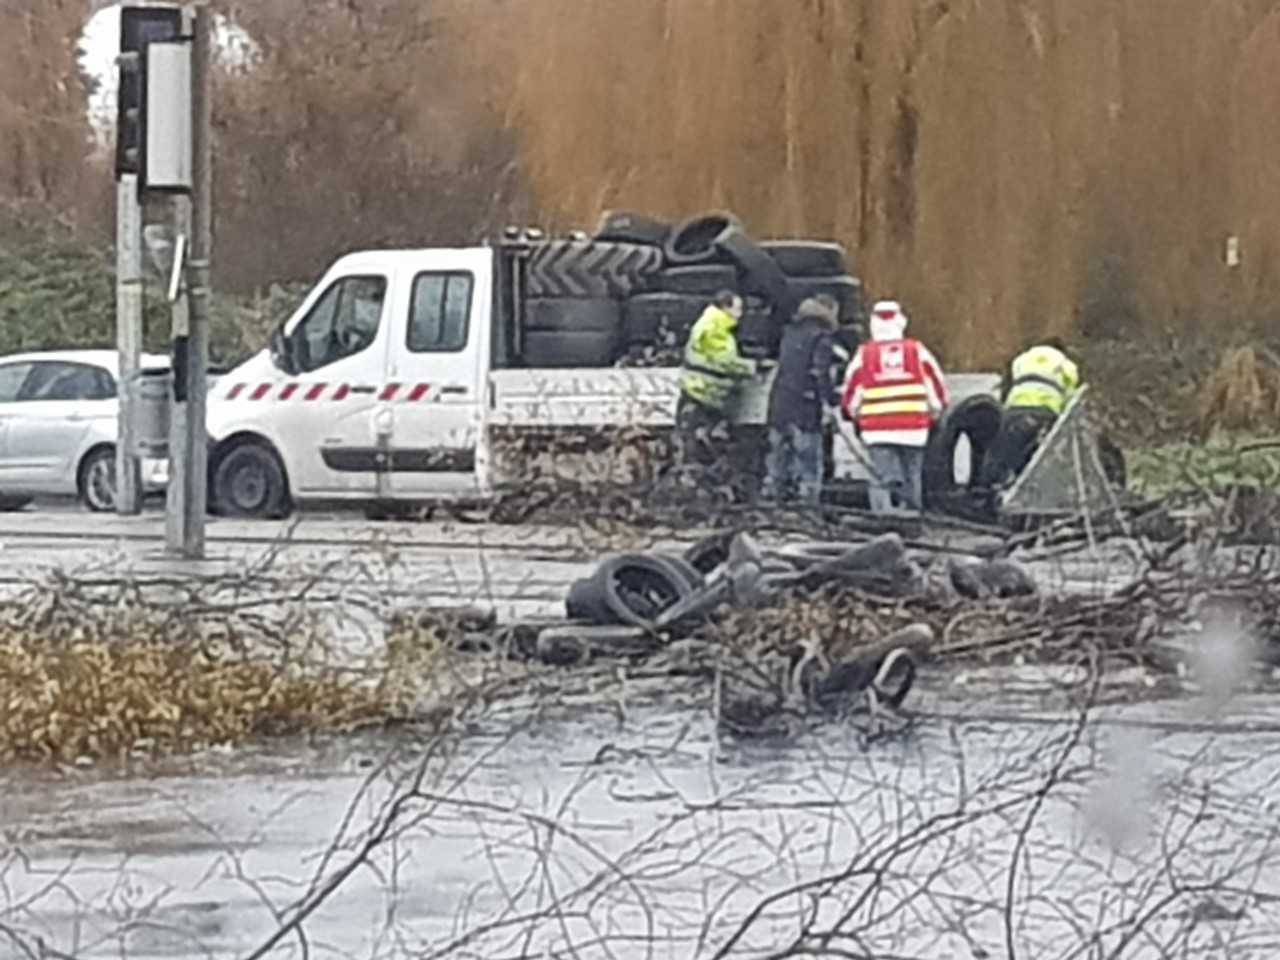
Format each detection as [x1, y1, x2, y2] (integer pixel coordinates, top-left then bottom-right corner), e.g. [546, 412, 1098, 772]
[114, 6, 183, 180]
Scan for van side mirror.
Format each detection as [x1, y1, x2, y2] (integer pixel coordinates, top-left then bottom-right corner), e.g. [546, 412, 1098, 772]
[270, 326, 297, 375]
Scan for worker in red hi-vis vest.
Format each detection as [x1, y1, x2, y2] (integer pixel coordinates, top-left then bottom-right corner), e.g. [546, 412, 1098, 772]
[841, 300, 949, 513]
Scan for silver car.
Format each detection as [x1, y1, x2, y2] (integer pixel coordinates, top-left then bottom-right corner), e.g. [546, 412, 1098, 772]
[0, 350, 170, 512]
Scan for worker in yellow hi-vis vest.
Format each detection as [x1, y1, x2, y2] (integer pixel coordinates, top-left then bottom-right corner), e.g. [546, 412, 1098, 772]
[674, 290, 760, 493]
[980, 338, 1081, 491]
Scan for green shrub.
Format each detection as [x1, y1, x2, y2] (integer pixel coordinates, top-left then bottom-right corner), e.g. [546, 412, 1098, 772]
[0, 213, 306, 368]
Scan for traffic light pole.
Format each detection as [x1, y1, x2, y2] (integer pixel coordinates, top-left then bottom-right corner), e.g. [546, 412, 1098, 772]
[115, 174, 144, 515]
[165, 5, 209, 558]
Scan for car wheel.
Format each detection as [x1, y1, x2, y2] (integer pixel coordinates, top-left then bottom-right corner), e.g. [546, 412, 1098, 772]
[214, 442, 289, 518]
[0, 495, 32, 512]
[78, 447, 118, 512]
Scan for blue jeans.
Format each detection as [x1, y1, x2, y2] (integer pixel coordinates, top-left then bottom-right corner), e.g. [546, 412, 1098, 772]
[868, 444, 924, 513]
[762, 425, 824, 504]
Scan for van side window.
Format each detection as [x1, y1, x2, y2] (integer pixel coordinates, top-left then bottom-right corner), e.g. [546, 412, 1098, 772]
[290, 275, 386, 372]
[408, 272, 473, 353]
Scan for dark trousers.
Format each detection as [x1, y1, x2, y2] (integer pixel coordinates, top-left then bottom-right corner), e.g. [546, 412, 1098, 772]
[674, 394, 734, 485]
[980, 407, 1058, 490]
[762, 425, 824, 504]
[675, 391, 727, 463]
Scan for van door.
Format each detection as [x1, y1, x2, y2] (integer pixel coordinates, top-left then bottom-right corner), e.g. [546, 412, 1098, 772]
[383, 254, 489, 498]
[268, 273, 390, 495]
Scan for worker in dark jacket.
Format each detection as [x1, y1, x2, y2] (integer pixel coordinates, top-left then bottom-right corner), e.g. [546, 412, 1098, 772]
[761, 295, 840, 504]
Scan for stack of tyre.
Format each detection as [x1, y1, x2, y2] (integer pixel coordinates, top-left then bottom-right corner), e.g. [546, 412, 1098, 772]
[520, 210, 862, 368]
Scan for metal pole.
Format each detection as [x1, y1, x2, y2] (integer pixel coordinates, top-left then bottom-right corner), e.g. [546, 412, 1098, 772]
[165, 5, 210, 558]
[164, 193, 192, 552]
[115, 174, 143, 515]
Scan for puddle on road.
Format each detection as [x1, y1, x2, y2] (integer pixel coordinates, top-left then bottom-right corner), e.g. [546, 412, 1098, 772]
[4, 674, 1280, 959]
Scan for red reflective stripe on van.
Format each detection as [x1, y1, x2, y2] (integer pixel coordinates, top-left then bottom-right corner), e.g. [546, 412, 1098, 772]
[250, 383, 271, 401]
[332, 384, 350, 401]
[379, 383, 401, 401]
[279, 383, 299, 400]
[407, 383, 431, 402]
[304, 383, 327, 401]
[226, 383, 245, 400]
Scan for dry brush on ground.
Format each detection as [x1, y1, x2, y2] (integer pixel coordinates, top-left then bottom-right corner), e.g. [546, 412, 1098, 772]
[3, 491, 1280, 766]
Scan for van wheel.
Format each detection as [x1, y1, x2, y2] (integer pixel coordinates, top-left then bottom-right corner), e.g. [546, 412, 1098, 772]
[78, 446, 118, 512]
[214, 442, 289, 518]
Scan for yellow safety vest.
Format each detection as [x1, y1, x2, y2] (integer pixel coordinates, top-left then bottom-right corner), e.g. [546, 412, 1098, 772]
[1005, 345, 1079, 415]
[679, 306, 756, 410]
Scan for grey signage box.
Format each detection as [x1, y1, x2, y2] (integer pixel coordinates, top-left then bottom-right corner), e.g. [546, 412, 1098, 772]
[145, 40, 193, 193]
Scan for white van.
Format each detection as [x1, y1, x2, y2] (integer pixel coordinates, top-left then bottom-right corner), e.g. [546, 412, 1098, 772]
[206, 240, 996, 517]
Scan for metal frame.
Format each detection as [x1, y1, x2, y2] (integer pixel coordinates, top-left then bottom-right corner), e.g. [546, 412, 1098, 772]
[998, 385, 1117, 518]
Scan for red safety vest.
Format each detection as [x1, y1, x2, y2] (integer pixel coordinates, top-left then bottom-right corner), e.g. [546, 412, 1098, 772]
[853, 339, 934, 437]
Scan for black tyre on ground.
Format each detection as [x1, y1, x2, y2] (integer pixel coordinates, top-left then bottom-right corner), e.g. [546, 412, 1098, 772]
[871, 647, 917, 708]
[77, 446, 117, 512]
[214, 441, 290, 518]
[594, 210, 672, 246]
[684, 532, 734, 575]
[524, 297, 622, 335]
[0, 494, 31, 512]
[922, 395, 1003, 510]
[566, 554, 694, 627]
[648, 265, 739, 296]
[566, 577, 611, 622]
[522, 329, 620, 368]
[597, 554, 694, 627]
[664, 212, 740, 266]
[760, 241, 849, 277]
[525, 240, 663, 298]
[716, 228, 790, 306]
[654, 553, 705, 591]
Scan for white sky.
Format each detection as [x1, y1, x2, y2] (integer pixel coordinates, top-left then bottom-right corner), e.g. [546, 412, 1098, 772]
[79, 3, 257, 142]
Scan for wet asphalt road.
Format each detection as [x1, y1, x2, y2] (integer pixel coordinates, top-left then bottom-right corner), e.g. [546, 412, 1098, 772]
[3, 503, 1277, 958]
[4, 684, 1280, 959]
[0, 500, 604, 621]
